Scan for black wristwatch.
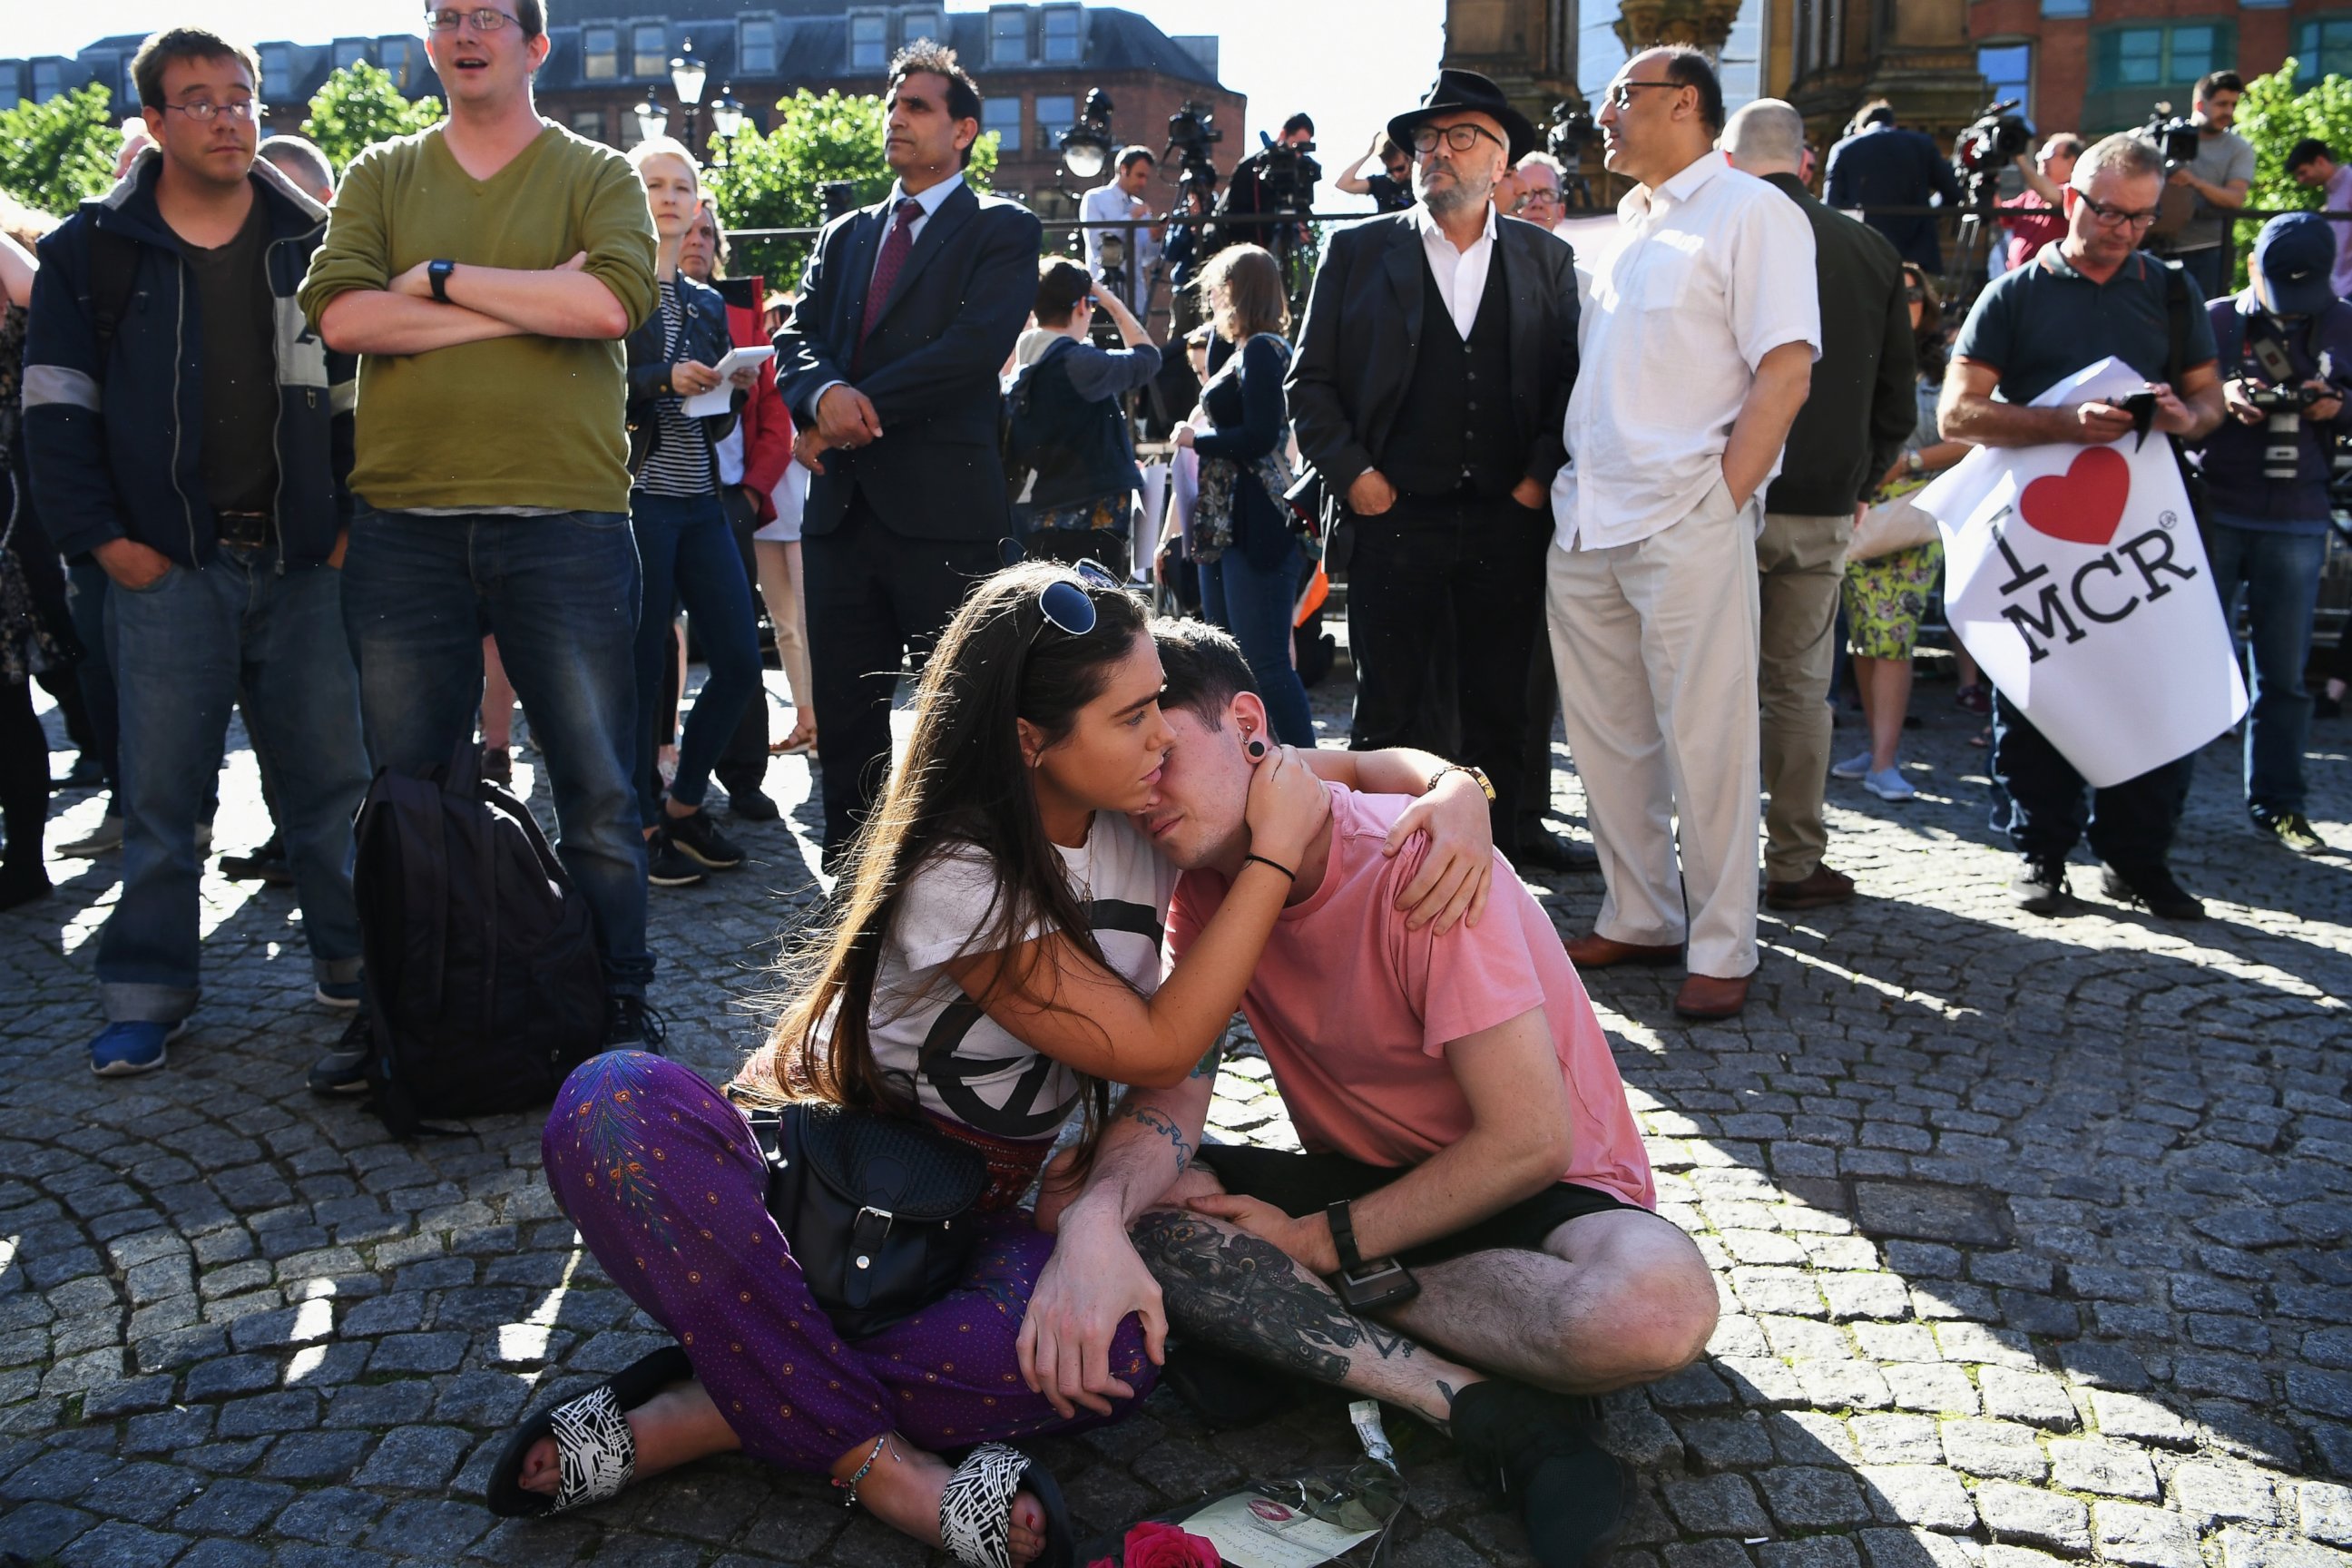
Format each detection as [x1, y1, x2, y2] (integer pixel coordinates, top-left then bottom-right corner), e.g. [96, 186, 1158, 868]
[1326, 1199, 1366, 1273]
[427, 259, 456, 304]
[1325, 1199, 1421, 1310]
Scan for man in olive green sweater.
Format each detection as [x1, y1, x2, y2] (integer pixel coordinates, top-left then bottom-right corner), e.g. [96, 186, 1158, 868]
[298, 0, 662, 1085]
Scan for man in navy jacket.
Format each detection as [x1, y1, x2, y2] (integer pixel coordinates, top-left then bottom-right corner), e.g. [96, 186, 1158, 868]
[25, 28, 369, 1078]
[773, 42, 1041, 864]
[1825, 102, 1963, 274]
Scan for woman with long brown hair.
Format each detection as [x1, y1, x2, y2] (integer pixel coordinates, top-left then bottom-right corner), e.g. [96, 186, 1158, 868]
[490, 564, 1497, 1565]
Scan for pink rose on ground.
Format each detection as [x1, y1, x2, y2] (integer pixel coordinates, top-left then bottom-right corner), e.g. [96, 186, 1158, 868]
[1122, 1521, 1221, 1568]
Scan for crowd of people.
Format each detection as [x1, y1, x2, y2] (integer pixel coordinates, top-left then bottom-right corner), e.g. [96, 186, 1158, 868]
[1, 14, 2347, 1568]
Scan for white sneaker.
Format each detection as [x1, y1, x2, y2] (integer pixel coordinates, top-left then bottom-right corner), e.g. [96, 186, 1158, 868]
[59, 815, 124, 856]
[1864, 767, 1916, 802]
[1830, 751, 1872, 781]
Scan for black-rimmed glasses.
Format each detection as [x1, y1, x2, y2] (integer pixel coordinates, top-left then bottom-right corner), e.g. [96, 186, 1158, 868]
[1607, 79, 1687, 110]
[1410, 123, 1504, 156]
[2072, 191, 2160, 231]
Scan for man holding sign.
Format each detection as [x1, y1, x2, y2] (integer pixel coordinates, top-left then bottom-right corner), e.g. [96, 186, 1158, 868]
[1939, 133, 2224, 920]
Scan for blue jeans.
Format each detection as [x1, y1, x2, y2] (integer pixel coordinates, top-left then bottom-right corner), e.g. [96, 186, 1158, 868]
[2205, 516, 2326, 815]
[64, 557, 118, 790]
[630, 491, 762, 820]
[340, 505, 652, 995]
[98, 548, 369, 1023]
[1199, 542, 1315, 747]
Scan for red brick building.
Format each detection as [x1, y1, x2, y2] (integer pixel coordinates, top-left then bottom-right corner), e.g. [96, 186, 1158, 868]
[1968, 0, 2350, 137]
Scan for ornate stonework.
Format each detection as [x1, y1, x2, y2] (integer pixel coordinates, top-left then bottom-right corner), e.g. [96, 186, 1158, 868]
[1612, 0, 1747, 58]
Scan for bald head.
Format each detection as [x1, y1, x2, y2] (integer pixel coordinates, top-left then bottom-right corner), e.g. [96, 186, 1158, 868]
[1722, 99, 1806, 177]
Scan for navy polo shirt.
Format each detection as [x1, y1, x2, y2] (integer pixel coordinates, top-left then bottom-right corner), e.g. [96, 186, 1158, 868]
[1955, 245, 2219, 405]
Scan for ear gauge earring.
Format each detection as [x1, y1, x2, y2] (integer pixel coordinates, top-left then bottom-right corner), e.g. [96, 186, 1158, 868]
[1247, 740, 1268, 760]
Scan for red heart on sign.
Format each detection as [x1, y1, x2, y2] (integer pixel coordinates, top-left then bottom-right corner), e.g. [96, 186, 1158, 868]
[2018, 446, 2131, 547]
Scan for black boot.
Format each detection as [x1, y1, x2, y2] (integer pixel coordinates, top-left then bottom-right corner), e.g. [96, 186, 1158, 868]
[1448, 1378, 1632, 1568]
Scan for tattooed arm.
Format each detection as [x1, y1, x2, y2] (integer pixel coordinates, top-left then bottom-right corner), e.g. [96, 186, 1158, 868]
[1017, 1043, 1223, 1418]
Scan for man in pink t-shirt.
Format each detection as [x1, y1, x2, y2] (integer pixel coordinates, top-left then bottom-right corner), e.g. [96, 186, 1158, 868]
[1024, 619, 1717, 1568]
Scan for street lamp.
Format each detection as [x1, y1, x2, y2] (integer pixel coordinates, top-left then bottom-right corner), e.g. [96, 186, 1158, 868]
[1058, 87, 1114, 181]
[633, 89, 669, 142]
[670, 38, 706, 147]
[710, 83, 744, 141]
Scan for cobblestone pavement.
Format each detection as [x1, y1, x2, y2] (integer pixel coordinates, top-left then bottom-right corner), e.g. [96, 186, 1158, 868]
[3, 653, 2349, 1568]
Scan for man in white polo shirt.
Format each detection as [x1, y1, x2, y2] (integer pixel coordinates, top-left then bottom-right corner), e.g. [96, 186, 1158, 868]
[1548, 46, 1818, 1020]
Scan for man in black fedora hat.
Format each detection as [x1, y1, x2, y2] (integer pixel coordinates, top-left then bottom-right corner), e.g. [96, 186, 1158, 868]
[1289, 68, 1587, 871]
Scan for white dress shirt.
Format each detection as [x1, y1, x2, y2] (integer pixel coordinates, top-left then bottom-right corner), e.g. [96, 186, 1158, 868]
[1553, 154, 1820, 551]
[1082, 181, 1161, 309]
[1411, 200, 1497, 340]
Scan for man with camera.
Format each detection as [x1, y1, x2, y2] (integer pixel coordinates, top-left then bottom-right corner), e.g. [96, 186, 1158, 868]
[1334, 132, 1416, 213]
[1825, 100, 1963, 274]
[1998, 132, 2083, 271]
[1941, 132, 2225, 918]
[1288, 69, 1583, 867]
[2151, 71, 2253, 304]
[1220, 112, 1319, 257]
[2190, 212, 2349, 856]
[1081, 144, 1161, 317]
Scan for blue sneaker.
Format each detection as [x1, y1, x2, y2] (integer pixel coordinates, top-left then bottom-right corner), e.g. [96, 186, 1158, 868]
[90, 1020, 186, 1077]
[314, 980, 364, 1010]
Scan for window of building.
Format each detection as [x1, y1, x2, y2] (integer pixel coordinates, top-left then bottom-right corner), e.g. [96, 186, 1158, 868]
[633, 23, 667, 78]
[982, 94, 1022, 152]
[1978, 43, 2032, 120]
[850, 14, 887, 69]
[990, 8, 1027, 66]
[379, 37, 411, 89]
[740, 17, 775, 74]
[32, 60, 61, 103]
[2298, 19, 2352, 84]
[1041, 6, 1080, 63]
[2092, 21, 2236, 93]
[260, 46, 290, 102]
[121, 58, 140, 106]
[0, 69, 18, 110]
[2040, 0, 2090, 18]
[334, 39, 369, 71]
[900, 8, 945, 47]
[1035, 93, 1075, 144]
[583, 26, 617, 80]
[573, 108, 606, 142]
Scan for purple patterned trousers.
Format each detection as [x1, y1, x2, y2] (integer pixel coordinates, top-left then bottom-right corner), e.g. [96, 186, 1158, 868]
[542, 1051, 1157, 1472]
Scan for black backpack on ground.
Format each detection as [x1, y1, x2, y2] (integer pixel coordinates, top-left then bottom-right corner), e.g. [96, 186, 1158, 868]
[353, 744, 608, 1136]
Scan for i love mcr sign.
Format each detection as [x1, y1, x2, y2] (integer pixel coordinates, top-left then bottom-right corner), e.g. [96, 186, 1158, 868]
[1914, 358, 2247, 789]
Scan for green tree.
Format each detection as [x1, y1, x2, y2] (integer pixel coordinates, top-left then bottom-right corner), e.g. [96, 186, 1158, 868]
[2230, 58, 2352, 283]
[0, 83, 119, 220]
[302, 62, 444, 175]
[704, 87, 996, 289]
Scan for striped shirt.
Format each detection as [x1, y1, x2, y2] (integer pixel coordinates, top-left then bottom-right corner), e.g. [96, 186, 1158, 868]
[636, 280, 717, 497]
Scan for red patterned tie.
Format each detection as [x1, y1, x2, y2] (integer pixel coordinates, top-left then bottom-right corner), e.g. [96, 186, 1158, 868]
[856, 197, 925, 368]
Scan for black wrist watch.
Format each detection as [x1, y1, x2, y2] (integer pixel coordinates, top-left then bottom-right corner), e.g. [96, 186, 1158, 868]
[427, 259, 456, 304]
[1326, 1199, 1366, 1273]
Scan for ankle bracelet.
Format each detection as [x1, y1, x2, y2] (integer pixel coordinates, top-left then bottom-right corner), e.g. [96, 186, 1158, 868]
[834, 1435, 888, 1510]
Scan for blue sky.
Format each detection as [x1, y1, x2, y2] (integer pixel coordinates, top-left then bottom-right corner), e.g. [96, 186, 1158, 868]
[5, 0, 1447, 187]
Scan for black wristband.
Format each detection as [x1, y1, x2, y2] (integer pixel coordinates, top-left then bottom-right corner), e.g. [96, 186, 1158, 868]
[1325, 1199, 1365, 1273]
[427, 259, 456, 304]
[1244, 853, 1296, 882]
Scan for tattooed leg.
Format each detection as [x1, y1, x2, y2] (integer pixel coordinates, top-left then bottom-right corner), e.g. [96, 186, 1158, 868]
[1130, 1208, 1484, 1431]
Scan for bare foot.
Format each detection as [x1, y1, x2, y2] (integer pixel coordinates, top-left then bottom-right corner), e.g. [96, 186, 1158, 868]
[841, 1435, 1048, 1566]
[514, 1378, 740, 1497]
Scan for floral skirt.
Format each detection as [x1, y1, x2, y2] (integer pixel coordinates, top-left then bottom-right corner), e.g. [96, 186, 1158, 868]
[1844, 540, 1943, 661]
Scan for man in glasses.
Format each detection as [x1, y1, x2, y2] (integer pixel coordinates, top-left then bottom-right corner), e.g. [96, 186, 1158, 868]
[1724, 99, 1916, 913]
[1942, 132, 2224, 919]
[25, 28, 371, 1078]
[1548, 47, 1818, 1021]
[1509, 152, 1570, 232]
[300, 0, 662, 1061]
[1288, 69, 1584, 871]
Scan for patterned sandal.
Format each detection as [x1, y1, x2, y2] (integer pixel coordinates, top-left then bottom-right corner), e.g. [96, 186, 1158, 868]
[937, 1444, 1073, 1568]
[484, 1345, 692, 1516]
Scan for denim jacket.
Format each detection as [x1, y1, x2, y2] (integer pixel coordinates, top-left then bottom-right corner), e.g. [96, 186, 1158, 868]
[624, 270, 739, 476]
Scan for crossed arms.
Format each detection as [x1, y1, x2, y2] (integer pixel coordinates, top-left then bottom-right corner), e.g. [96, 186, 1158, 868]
[318, 252, 630, 356]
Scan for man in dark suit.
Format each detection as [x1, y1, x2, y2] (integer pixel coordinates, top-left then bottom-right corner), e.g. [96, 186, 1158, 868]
[774, 43, 1041, 863]
[1289, 69, 1582, 866]
[1727, 99, 1916, 913]
[1824, 101, 1962, 274]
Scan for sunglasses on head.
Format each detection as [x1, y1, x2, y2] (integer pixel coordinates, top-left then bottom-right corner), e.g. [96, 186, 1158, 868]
[996, 540, 1120, 642]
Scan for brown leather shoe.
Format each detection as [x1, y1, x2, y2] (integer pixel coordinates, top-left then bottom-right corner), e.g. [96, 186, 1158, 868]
[1764, 864, 1857, 911]
[1563, 932, 1683, 969]
[1674, 972, 1750, 1019]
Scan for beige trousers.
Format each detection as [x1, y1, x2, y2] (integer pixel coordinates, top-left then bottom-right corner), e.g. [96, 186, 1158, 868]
[1547, 478, 1761, 979]
[1755, 510, 1853, 883]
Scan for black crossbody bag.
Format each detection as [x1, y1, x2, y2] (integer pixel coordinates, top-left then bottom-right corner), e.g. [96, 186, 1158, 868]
[746, 1103, 988, 1338]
